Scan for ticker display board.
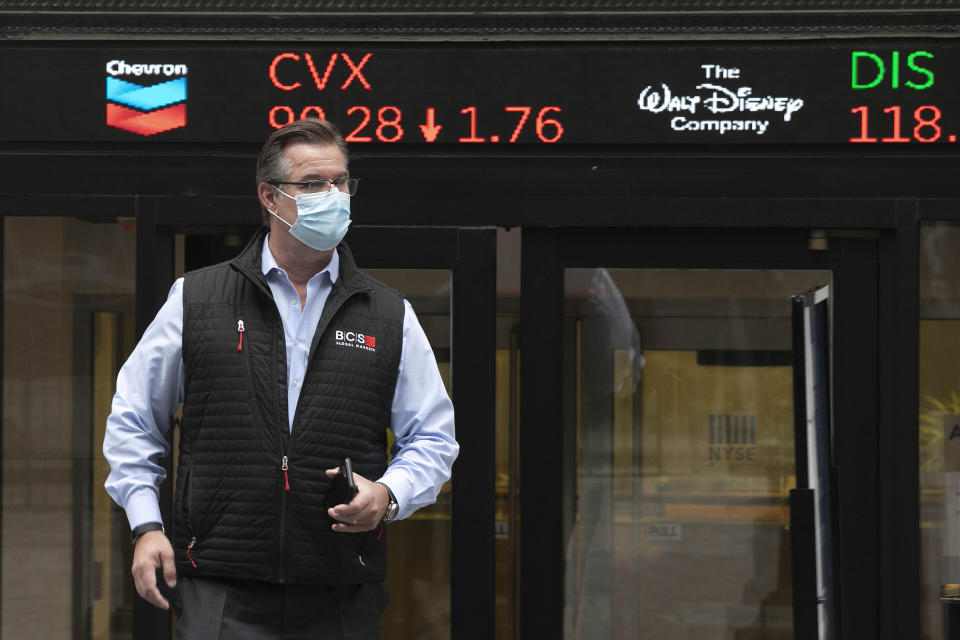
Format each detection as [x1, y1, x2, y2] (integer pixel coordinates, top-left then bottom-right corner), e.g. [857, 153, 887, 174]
[1, 42, 958, 145]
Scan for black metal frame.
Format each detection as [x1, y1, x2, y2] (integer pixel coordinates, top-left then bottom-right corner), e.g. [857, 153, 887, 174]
[130, 207, 497, 640]
[518, 226, 888, 639]
[879, 201, 921, 639]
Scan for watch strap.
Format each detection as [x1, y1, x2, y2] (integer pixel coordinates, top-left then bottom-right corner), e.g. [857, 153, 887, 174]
[376, 482, 398, 522]
[130, 522, 164, 545]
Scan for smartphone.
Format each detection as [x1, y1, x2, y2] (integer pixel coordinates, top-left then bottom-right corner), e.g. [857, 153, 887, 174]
[326, 457, 359, 509]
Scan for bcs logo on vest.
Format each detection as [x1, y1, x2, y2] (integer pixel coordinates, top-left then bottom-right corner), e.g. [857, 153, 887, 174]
[335, 330, 376, 352]
[105, 59, 188, 136]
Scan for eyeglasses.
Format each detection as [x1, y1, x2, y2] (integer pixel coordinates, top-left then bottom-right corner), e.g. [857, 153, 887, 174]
[270, 178, 359, 196]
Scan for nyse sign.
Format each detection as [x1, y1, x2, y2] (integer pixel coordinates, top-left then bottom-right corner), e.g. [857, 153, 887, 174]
[707, 414, 757, 463]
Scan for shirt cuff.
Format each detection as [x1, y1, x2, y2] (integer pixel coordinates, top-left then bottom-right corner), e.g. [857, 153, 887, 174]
[376, 468, 415, 522]
[124, 486, 164, 531]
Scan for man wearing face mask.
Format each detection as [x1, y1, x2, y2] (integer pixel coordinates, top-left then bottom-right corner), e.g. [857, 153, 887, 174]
[102, 118, 458, 639]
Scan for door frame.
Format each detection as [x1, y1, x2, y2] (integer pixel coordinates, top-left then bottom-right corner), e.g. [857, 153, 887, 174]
[133, 200, 497, 640]
[519, 226, 885, 639]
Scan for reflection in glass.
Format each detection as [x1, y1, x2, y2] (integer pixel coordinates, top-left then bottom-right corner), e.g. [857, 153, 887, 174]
[563, 268, 829, 639]
[1, 217, 136, 638]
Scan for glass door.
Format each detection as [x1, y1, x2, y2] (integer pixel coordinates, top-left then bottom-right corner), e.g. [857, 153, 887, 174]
[564, 267, 825, 639]
[2, 217, 137, 639]
[520, 228, 879, 640]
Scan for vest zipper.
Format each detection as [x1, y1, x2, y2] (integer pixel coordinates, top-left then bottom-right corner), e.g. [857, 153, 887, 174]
[238, 319, 257, 416]
[181, 465, 200, 569]
[271, 312, 290, 584]
[186, 536, 198, 568]
[356, 525, 383, 568]
[279, 452, 290, 582]
[182, 465, 195, 533]
[357, 532, 368, 567]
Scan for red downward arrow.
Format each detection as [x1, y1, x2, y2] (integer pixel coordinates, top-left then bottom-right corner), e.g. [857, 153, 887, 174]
[419, 108, 442, 142]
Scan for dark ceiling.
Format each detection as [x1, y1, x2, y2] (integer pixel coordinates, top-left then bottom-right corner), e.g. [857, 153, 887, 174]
[2, 1, 960, 40]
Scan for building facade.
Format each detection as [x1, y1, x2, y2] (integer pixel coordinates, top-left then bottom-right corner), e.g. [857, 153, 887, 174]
[2, 3, 959, 638]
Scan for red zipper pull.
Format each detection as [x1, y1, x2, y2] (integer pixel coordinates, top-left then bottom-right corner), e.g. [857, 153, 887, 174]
[282, 456, 290, 491]
[237, 320, 245, 352]
[186, 537, 198, 568]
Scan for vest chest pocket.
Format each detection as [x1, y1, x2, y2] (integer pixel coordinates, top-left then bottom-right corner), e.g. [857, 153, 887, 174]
[237, 318, 255, 394]
[179, 466, 202, 568]
[235, 317, 276, 433]
[180, 464, 214, 538]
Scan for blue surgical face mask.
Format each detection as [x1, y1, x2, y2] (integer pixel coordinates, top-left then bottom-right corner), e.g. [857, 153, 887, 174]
[270, 187, 351, 251]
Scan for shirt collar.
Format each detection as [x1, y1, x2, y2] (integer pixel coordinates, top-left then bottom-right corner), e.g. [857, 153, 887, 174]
[261, 232, 340, 284]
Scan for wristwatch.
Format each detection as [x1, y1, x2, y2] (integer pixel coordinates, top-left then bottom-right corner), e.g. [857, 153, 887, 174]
[130, 522, 164, 545]
[377, 482, 399, 523]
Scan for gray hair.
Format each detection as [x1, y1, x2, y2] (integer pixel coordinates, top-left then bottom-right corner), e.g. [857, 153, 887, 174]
[255, 118, 349, 225]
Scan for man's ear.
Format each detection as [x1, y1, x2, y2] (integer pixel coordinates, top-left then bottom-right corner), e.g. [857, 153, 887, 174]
[258, 182, 278, 213]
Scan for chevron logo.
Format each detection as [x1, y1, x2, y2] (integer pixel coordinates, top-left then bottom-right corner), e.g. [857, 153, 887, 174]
[105, 60, 188, 136]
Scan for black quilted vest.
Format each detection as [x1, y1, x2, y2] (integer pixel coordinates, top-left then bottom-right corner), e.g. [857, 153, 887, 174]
[172, 229, 404, 585]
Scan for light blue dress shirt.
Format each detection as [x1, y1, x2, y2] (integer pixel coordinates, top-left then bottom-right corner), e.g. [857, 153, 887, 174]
[103, 235, 458, 529]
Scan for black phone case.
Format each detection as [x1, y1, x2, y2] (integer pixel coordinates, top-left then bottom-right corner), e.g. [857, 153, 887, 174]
[326, 457, 359, 509]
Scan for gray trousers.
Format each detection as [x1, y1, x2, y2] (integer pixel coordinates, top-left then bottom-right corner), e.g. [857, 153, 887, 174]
[173, 576, 389, 640]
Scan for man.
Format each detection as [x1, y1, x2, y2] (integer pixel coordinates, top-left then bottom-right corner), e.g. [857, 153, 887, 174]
[103, 118, 458, 638]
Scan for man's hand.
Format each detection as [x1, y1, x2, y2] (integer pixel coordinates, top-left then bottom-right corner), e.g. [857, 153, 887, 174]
[325, 467, 389, 532]
[131, 530, 177, 610]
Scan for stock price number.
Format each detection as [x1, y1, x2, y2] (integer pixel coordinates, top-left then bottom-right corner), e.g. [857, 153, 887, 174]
[849, 105, 953, 143]
[267, 104, 565, 144]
